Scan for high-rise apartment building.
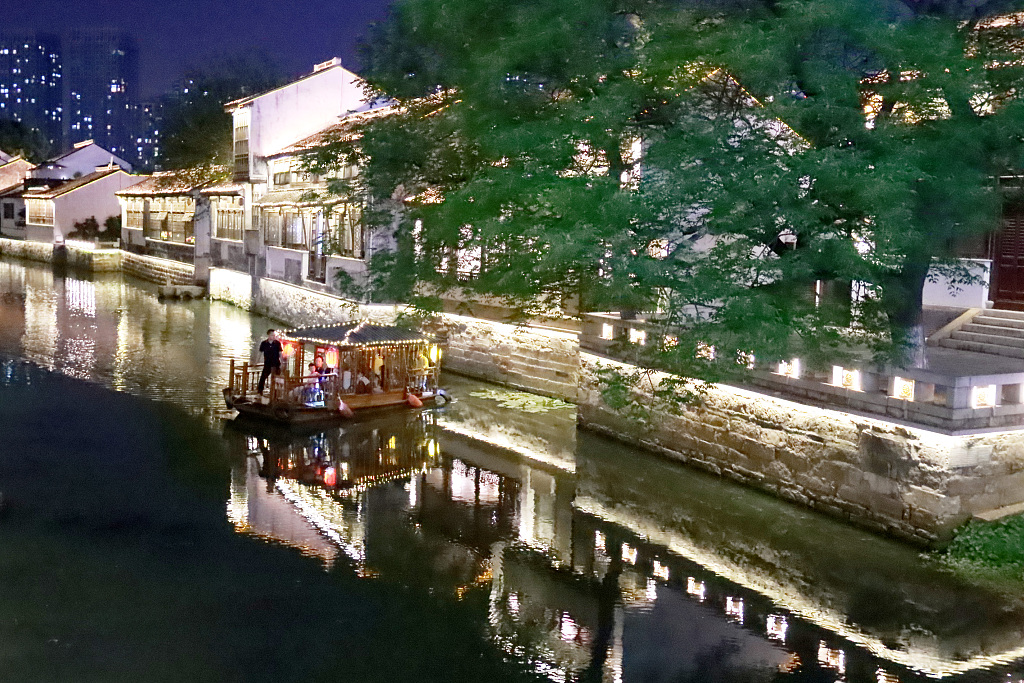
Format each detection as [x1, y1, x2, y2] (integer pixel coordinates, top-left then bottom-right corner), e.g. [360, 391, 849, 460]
[0, 33, 63, 152]
[64, 29, 139, 161]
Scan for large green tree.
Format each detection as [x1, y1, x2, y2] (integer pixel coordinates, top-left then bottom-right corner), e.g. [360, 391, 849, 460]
[324, 0, 1024, 374]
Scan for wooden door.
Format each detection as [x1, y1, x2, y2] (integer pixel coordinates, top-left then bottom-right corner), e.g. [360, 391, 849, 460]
[994, 212, 1024, 309]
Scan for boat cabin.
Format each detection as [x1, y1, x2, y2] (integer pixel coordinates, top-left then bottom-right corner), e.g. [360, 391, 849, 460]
[226, 322, 442, 424]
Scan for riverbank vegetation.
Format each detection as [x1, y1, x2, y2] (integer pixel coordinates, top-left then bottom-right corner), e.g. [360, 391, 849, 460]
[943, 515, 1024, 580]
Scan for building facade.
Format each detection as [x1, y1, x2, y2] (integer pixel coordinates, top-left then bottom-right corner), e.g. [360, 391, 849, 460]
[64, 30, 139, 162]
[23, 166, 138, 243]
[0, 32, 63, 151]
[0, 155, 35, 238]
[222, 58, 387, 288]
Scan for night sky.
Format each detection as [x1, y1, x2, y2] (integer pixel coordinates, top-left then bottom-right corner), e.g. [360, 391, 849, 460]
[4, 0, 396, 98]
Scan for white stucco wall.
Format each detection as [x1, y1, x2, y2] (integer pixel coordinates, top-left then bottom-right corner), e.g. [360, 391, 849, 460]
[32, 143, 132, 180]
[922, 259, 991, 309]
[247, 65, 366, 162]
[265, 245, 307, 281]
[51, 171, 139, 242]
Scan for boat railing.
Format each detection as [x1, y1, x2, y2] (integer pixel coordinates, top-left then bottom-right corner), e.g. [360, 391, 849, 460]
[227, 357, 442, 407]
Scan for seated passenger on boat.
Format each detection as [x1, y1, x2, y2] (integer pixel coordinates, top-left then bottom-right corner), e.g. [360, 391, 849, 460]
[224, 321, 443, 422]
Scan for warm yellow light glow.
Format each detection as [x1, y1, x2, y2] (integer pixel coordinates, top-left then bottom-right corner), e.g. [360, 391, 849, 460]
[892, 376, 915, 401]
[629, 328, 646, 346]
[832, 366, 862, 392]
[972, 384, 997, 409]
[621, 543, 638, 565]
[777, 359, 801, 379]
[601, 323, 615, 341]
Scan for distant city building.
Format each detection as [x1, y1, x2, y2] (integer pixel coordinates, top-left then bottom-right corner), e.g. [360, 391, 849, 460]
[0, 32, 63, 151]
[133, 100, 162, 171]
[64, 29, 138, 162]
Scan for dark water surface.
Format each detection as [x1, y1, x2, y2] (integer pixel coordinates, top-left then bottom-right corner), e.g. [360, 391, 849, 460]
[2, 258, 1024, 683]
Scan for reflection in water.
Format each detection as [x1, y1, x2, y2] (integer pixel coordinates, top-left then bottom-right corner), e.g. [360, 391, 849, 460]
[4, 257, 1024, 682]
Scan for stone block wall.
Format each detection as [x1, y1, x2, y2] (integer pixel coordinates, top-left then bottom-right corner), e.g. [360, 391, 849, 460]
[578, 353, 1024, 545]
[209, 267, 254, 312]
[432, 314, 580, 402]
[122, 252, 194, 286]
[0, 237, 56, 263]
[208, 269, 398, 329]
[65, 248, 122, 272]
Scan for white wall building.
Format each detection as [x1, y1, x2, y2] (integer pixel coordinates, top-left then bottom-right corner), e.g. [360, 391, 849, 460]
[30, 140, 133, 182]
[24, 167, 138, 243]
[0, 156, 35, 238]
[223, 58, 380, 285]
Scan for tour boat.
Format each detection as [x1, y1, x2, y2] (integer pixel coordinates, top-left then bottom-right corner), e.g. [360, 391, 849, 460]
[223, 321, 446, 425]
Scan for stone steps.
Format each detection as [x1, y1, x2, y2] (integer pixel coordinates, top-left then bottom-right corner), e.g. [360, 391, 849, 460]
[963, 322, 1024, 340]
[972, 315, 1024, 331]
[938, 336, 1024, 359]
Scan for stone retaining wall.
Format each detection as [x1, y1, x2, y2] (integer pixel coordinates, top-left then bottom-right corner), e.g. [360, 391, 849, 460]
[578, 353, 1024, 545]
[65, 248, 121, 272]
[121, 252, 194, 285]
[0, 237, 56, 263]
[429, 314, 580, 402]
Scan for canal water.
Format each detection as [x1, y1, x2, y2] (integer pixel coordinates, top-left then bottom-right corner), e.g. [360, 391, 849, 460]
[2, 258, 1024, 683]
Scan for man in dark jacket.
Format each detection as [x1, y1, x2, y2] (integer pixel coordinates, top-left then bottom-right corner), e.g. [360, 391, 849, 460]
[257, 329, 284, 394]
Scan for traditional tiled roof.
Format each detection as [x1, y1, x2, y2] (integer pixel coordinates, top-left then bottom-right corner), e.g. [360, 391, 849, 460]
[23, 167, 124, 200]
[253, 188, 341, 207]
[282, 321, 432, 347]
[199, 180, 244, 196]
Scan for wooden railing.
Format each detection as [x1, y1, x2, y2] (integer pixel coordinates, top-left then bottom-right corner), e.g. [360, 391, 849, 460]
[227, 358, 442, 408]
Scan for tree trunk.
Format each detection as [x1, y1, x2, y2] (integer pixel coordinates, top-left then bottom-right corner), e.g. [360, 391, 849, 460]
[883, 256, 930, 369]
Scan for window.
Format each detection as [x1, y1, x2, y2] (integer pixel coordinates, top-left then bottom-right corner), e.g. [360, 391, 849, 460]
[325, 203, 364, 258]
[215, 197, 244, 240]
[2, 202, 12, 220]
[148, 197, 194, 244]
[233, 121, 250, 180]
[26, 199, 53, 226]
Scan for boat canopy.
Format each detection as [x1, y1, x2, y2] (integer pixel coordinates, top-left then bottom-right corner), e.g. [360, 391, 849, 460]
[281, 321, 432, 348]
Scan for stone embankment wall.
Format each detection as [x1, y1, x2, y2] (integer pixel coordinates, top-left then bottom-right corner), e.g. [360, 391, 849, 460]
[578, 353, 1024, 545]
[121, 252, 194, 286]
[208, 268, 396, 327]
[0, 237, 56, 263]
[428, 315, 580, 401]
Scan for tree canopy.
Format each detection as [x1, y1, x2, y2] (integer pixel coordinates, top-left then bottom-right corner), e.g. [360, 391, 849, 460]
[322, 0, 1024, 375]
[0, 118, 50, 163]
[158, 53, 283, 171]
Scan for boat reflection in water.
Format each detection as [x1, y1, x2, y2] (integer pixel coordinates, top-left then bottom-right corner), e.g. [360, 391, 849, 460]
[224, 402, 986, 683]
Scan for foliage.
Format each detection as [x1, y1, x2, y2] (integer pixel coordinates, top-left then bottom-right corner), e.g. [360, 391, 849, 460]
[594, 364, 709, 428]
[158, 53, 283, 170]
[942, 515, 1024, 580]
[0, 118, 49, 163]
[309, 0, 1024, 400]
[67, 215, 120, 243]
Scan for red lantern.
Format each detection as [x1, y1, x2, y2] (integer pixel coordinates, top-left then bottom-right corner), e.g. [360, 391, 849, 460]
[323, 466, 337, 487]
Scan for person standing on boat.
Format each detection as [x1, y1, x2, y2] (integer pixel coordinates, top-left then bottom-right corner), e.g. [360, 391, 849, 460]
[257, 329, 285, 394]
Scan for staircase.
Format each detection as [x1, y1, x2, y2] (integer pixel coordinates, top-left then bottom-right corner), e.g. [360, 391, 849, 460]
[935, 309, 1024, 359]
